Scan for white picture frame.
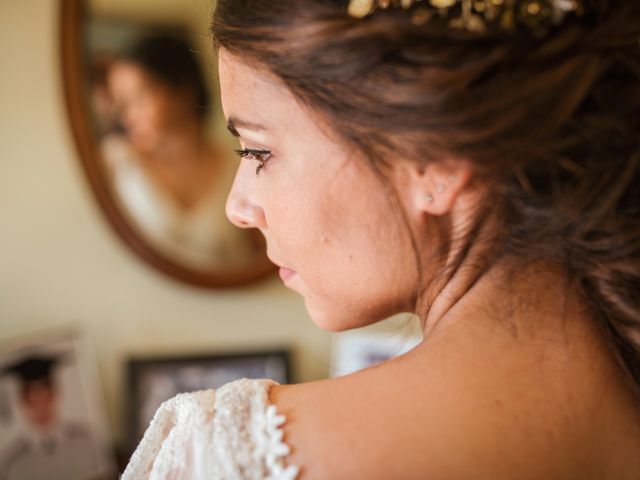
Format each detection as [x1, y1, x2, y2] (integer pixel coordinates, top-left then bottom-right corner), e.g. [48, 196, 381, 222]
[0, 329, 115, 480]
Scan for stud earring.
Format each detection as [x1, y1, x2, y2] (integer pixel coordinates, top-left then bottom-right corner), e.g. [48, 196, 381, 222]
[426, 193, 434, 203]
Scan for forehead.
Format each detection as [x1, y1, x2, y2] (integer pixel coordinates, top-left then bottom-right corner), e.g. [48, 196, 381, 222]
[109, 62, 152, 89]
[218, 49, 343, 145]
[218, 49, 292, 121]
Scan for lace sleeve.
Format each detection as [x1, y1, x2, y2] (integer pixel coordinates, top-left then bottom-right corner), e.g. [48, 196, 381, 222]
[121, 378, 299, 480]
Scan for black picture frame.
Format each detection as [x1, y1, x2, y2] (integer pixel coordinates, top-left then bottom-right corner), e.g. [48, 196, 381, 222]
[125, 348, 292, 453]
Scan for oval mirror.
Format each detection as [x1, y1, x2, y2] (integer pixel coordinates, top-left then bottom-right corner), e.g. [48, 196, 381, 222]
[61, 0, 275, 288]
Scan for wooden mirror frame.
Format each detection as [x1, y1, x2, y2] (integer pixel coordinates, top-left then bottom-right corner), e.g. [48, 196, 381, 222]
[59, 0, 277, 288]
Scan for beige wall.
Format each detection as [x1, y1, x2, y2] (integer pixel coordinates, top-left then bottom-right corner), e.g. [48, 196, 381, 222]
[0, 0, 332, 444]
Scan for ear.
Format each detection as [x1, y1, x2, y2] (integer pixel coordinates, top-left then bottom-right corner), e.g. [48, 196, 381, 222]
[398, 159, 473, 217]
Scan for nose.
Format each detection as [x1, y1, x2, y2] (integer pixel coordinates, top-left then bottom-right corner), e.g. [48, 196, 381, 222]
[225, 163, 266, 230]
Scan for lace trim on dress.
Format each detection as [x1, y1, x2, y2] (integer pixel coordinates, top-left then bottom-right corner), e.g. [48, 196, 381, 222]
[120, 378, 300, 480]
[263, 404, 300, 480]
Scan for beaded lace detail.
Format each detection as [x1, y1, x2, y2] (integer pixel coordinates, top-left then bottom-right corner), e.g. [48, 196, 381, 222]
[121, 378, 299, 480]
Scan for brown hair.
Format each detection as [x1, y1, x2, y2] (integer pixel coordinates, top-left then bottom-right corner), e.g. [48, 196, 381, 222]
[211, 1, 640, 391]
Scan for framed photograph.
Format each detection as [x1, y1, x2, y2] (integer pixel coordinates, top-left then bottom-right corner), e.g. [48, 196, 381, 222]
[330, 328, 423, 378]
[126, 349, 291, 450]
[0, 329, 115, 480]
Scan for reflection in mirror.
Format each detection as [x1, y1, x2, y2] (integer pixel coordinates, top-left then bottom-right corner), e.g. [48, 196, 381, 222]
[83, 0, 264, 273]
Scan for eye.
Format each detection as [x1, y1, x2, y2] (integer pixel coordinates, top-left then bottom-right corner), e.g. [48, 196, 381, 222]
[234, 148, 272, 176]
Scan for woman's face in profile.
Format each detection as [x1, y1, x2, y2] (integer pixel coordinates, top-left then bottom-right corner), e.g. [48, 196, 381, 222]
[219, 49, 418, 331]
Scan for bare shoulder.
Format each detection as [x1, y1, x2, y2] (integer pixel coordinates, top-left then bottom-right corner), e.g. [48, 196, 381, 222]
[270, 341, 640, 480]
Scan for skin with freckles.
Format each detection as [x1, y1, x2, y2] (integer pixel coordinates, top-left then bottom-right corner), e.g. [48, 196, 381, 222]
[218, 48, 640, 479]
[220, 48, 421, 331]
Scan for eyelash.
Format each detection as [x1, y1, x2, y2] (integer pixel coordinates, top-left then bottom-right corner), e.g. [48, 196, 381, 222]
[234, 148, 272, 176]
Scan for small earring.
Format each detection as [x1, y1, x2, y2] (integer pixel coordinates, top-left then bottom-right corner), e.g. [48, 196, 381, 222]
[426, 193, 434, 203]
[435, 183, 446, 194]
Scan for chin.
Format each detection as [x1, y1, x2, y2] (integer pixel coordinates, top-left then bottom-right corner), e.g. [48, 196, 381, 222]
[303, 300, 346, 332]
[304, 299, 385, 333]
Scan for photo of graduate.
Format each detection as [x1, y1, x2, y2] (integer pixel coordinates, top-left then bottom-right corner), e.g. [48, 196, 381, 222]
[0, 334, 114, 480]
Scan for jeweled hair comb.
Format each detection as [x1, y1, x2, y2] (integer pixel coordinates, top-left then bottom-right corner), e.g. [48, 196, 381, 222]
[347, 0, 585, 36]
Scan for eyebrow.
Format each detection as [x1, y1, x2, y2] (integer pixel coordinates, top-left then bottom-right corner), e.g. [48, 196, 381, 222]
[226, 116, 268, 137]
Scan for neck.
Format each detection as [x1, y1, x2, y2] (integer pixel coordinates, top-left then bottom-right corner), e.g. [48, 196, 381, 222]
[419, 255, 591, 345]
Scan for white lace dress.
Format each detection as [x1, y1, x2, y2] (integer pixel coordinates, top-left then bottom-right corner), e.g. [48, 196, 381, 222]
[121, 378, 300, 480]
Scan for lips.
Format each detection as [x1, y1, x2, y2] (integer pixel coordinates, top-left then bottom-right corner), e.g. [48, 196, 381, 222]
[268, 255, 297, 283]
[278, 267, 297, 283]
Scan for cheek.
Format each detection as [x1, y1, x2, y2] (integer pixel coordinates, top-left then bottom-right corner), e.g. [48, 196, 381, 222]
[138, 90, 171, 129]
[266, 181, 324, 266]
[302, 218, 415, 331]
[267, 163, 416, 326]
[149, 99, 169, 127]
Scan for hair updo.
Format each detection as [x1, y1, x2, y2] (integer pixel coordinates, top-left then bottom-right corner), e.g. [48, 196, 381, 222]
[211, 0, 640, 392]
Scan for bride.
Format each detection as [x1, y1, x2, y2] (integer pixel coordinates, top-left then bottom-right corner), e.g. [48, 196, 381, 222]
[123, 0, 640, 478]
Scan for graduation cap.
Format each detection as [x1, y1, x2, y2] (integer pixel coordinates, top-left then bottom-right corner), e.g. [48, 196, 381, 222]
[1, 354, 66, 388]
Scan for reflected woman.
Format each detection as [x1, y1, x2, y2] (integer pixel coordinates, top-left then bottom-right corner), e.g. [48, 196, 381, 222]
[102, 34, 258, 269]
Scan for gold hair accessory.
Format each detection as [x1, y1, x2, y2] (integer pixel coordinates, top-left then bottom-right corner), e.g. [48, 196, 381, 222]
[347, 0, 584, 36]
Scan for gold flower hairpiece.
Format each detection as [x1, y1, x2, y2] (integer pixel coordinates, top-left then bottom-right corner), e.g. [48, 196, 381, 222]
[347, 0, 584, 36]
